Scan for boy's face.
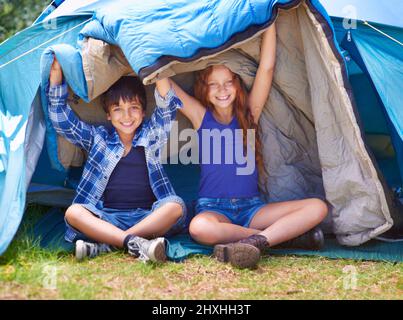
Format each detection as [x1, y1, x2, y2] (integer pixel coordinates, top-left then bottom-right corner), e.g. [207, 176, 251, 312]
[107, 97, 145, 137]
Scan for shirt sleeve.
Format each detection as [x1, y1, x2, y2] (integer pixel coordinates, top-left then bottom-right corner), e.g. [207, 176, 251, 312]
[145, 86, 183, 147]
[47, 83, 95, 152]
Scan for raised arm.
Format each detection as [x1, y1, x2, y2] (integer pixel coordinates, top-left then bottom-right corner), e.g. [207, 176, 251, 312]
[156, 78, 205, 129]
[48, 58, 95, 152]
[248, 23, 276, 123]
[50, 57, 63, 87]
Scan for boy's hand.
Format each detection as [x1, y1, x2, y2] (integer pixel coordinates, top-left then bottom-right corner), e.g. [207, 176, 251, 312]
[50, 57, 63, 86]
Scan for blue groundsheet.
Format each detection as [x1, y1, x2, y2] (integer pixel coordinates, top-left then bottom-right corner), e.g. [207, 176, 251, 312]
[32, 206, 403, 263]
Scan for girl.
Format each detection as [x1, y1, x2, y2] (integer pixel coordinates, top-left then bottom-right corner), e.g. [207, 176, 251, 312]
[156, 24, 328, 268]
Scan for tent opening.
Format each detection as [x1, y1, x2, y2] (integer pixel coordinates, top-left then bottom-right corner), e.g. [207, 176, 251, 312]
[27, 2, 401, 247]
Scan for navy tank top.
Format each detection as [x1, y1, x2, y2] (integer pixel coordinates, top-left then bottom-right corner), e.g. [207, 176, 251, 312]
[197, 110, 259, 198]
[103, 147, 156, 209]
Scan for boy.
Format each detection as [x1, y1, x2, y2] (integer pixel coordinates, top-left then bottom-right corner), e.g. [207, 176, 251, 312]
[48, 58, 186, 262]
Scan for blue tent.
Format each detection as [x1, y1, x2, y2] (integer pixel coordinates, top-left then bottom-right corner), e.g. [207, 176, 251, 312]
[1, 0, 402, 256]
[321, 0, 403, 240]
[322, 0, 403, 196]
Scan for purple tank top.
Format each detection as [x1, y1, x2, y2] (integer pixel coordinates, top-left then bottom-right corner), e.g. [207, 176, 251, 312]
[197, 110, 259, 198]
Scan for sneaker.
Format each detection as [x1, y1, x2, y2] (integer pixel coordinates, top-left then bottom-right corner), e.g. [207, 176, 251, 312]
[274, 227, 325, 250]
[75, 240, 112, 261]
[213, 243, 261, 269]
[127, 236, 166, 263]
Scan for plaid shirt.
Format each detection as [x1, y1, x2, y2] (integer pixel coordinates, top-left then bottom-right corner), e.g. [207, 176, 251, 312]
[47, 83, 182, 211]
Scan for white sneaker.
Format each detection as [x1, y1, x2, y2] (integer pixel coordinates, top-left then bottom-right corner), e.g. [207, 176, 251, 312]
[75, 240, 112, 261]
[127, 236, 166, 262]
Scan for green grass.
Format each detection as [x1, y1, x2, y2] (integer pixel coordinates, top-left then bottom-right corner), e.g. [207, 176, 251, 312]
[1, 204, 402, 300]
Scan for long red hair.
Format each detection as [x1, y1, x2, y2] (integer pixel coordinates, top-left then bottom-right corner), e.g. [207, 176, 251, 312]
[194, 66, 265, 175]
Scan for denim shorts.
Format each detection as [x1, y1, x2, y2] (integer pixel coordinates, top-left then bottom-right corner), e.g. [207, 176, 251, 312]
[195, 196, 266, 228]
[65, 195, 187, 243]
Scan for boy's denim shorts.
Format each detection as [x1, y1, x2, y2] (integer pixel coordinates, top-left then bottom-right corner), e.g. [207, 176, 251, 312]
[195, 196, 266, 228]
[65, 195, 187, 243]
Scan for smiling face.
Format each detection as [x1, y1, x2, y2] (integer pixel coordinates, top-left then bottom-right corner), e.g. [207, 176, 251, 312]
[106, 97, 145, 139]
[206, 65, 237, 111]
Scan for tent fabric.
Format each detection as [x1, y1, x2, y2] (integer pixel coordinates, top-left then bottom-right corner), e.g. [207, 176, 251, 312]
[43, 1, 393, 246]
[340, 23, 403, 187]
[324, 3, 403, 192]
[0, 0, 402, 256]
[171, 235, 403, 262]
[321, 0, 403, 29]
[342, 23, 403, 141]
[0, 16, 91, 255]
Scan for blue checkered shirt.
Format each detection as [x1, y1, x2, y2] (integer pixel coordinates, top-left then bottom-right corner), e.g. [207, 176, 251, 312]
[47, 83, 182, 211]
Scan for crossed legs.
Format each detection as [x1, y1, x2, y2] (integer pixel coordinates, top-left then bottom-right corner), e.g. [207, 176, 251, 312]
[189, 198, 328, 247]
[65, 202, 183, 248]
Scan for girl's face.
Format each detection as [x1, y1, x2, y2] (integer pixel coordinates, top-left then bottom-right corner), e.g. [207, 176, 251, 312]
[206, 65, 237, 111]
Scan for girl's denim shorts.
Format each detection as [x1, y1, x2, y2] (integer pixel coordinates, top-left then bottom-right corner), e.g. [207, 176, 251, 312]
[195, 196, 266, 228]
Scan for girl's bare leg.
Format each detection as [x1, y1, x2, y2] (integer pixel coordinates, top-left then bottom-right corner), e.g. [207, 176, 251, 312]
[189, 198, 327, 246]
[249, 198, 328, 246]
[189, 212, 261, 245]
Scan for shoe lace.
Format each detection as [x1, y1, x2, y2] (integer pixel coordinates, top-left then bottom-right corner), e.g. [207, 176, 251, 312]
[137, 247, 150, 263]
[128, 237, 150, 262]
[87, 243, 99, 258]
[87, 242, 111, 258]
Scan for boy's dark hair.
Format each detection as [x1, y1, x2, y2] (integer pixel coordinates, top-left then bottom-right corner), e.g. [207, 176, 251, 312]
[102, 76, 147, 113]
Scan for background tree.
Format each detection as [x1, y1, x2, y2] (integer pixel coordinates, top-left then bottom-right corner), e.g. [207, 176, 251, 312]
[0, 0, 50, 43]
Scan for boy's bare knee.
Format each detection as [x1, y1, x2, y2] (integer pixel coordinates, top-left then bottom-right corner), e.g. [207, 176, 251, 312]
[65, 204, 85, 224]
[172, 202, 183, 219]
[162, 202, 183, 221]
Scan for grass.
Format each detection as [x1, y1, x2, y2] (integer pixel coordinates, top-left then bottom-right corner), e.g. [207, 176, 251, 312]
[0, 204, 402, 300]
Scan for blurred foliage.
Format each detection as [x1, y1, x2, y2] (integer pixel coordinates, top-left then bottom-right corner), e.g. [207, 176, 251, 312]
[0, 0, 50, 43]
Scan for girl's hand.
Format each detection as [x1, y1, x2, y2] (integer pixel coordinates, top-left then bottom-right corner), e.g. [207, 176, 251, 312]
[156, 77, 205, 130]
[50, 57, 63, 86]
